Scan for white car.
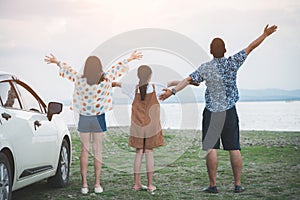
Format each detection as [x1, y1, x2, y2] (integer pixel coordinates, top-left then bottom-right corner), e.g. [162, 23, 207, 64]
[0, 71, 71, 200]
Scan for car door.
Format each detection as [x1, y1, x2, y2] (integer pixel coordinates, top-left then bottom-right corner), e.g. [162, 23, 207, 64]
[0, 80, 59, 181]
[0, 106, 8, 145]
[0, 80, 23, 152]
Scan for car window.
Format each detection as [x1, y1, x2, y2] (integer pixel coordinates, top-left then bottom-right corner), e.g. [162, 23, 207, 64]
[0, 81, 22, 109]
[15, 83, 44, 113]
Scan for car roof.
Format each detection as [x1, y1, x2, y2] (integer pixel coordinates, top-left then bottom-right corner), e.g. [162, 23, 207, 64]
[0, 71, 18, 82]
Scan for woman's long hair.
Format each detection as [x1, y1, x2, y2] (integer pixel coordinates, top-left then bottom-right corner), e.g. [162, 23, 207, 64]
[82, 56, 104, 85]
[137, 65, 152, 101]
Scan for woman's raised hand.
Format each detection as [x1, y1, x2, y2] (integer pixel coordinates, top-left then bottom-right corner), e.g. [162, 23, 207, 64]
[127, 51, 143, 62]
[44, 54, 60, 66]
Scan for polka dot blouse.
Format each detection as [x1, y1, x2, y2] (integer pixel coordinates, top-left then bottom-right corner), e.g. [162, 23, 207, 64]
[59, 59, 129, 116]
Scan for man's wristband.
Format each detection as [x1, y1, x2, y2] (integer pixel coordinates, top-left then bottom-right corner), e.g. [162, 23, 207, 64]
[171, 88, 177, 95]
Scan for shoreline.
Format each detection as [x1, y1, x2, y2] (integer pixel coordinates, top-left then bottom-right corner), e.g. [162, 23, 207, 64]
[68, 127, 300, 148]
[67, 125, 300, 133]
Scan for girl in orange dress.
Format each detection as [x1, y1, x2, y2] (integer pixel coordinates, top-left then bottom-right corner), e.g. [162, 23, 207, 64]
[114, 65, 180, 194]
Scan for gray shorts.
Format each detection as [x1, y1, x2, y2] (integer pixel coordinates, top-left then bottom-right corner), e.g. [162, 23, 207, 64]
[78, 114, 107, 133]
[202, 106, 240, 150]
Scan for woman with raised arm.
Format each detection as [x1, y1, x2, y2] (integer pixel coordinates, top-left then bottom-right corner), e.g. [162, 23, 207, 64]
[44, 51, 142, 194]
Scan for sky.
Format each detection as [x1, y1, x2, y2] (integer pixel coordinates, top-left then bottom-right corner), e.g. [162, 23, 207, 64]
[0, 0, 299, 102]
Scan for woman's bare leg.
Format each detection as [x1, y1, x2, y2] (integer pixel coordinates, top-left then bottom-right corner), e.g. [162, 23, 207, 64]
[92, 132, 104, 188]
[80, 132, 91, 188]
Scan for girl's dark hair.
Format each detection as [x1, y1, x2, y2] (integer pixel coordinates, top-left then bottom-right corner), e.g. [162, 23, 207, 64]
[82, 56, 103, 85]
[137, 65, 152, 101]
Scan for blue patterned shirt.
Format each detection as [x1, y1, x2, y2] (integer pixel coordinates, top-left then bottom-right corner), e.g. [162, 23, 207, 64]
[190, 50, 247, 112]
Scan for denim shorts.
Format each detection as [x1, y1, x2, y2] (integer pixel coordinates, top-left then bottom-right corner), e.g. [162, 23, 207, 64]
[202, 106, 240, 150]
[77, 114, 107, 133]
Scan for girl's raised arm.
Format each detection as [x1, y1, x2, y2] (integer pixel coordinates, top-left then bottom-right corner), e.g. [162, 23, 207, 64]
[106, 51, 143, 81]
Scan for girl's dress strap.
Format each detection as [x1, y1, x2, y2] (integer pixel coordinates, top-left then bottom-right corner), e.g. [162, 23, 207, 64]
[135, 84, 139, 94]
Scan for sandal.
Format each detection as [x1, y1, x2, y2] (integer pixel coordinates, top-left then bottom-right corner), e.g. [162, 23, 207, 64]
[132, 185, 148, 191]
[147, 186, 156, 195]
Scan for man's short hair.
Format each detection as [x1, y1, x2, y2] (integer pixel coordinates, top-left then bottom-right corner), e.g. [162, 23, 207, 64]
[210, 38, 226, 58]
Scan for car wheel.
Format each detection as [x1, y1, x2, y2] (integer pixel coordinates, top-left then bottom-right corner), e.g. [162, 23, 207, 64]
[48, 139, 70, 188]
[0, 152, 12, 200]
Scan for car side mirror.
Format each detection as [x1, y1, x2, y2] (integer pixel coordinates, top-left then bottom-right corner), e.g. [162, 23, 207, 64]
[47, 102, 63, 121]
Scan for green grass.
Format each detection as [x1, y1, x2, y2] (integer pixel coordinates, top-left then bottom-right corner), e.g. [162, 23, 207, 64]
[13, 129, 300, 200]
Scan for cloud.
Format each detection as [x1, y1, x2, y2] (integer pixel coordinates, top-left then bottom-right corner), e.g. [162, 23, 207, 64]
[0, 0, 300, 103]
[0, 0, 105, 19]
[45, 18, 67, 35]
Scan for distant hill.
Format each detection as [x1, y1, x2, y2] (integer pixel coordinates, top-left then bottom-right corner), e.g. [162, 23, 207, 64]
[159, 88, 300, 103]
[239, 89, 300, 102]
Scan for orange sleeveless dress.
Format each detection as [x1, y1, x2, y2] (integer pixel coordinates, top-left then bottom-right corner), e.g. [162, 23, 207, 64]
[129, 84, 164, 149]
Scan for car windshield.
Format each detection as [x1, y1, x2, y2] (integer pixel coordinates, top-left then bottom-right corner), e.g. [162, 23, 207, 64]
[15, 82, 44, 113]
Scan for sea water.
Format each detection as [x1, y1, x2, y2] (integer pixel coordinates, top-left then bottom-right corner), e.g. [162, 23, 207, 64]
[60, 101, 300, 131]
